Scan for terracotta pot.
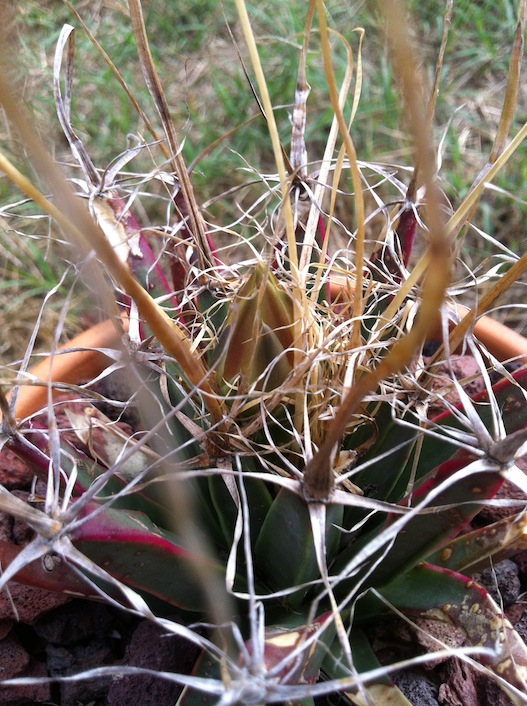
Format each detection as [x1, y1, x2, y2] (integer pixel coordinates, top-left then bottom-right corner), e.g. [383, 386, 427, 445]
[430, 313, 527, 362]
[8, 284, 527, 421]
[8, 317, 127, 420]
[328, 279, 527, 365]
[427, 304, 527, 363]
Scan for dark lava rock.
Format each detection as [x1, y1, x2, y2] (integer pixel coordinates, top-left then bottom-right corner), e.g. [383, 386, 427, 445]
[512, 608, 527, 643]
[473, 559, 521, 606]
[512, 548, 527, 585]
[0, 659, 50, 705]
[0, 581, 70, 624]
[107, 619, 200, 706]
[0, 634, 29, 680]
[34, 600, 113, 646]
[438, 658, 479, 706]
[47, 641, 113, 706]
[393, 670, 439, 705]
[477, 676, 515, 706]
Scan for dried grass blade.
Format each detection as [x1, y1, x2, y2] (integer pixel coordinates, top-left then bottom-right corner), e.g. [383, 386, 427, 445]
[62, 0, 164, 154]
[489, 0, 526, 164]
[442, 249, 527, 366]
[316, 0, 364, 354]
[420, 116, 527, 371]
[53, 25, 99, 187]
[453, 0, 526, 232]
[303, 29, 355, 282]
[303, 0, 450, 500]
[404, 115, 527, 369]
[447, 14, 527, 241]
[234, 0, 299, 276]
[290, 0, 315, 180]
[447, 119, 527, 239]
[220, 8, 293, 176]
[426, 0, 453, 127]
[127, 0, 214, 273]
[0, 93, 222, 422]
[188, 113, 262, 174]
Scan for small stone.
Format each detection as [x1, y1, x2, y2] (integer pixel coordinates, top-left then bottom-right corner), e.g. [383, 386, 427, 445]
[511, 549, 527, 585]
[0, 514, 13, 543]
[412, 618, 466, 668]
[477, 675, 515, 706]
[505, 601, 525, 625]
[46, 639, 113, 706]
[46, 644, 73, 675]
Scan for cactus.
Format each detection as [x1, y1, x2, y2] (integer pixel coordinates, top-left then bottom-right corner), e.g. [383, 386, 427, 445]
[1, 1, 527, 704]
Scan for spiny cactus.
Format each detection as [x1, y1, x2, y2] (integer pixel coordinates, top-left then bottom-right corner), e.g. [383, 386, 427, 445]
[1, 1, 527, 704]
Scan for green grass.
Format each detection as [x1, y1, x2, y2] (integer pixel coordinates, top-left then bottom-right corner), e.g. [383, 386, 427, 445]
[11, 1, 526, 201]
[2, 0, 527, 361]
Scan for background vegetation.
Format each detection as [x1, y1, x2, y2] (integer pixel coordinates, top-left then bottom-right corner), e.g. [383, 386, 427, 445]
[1, 0, 526, 362]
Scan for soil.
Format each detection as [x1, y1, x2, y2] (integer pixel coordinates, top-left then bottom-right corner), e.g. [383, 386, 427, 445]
[0, 358, 526, 705]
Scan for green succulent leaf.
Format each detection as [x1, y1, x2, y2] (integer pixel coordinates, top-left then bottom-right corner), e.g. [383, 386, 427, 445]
[208, 471, 273, 551]
[255, 488, 343, 608]
[355, 563, 486, 621]
[341, 403, 419, 534]
[323, 626, 414, 706]
[335, 455, 503, 589]
[371, 455, 504, 583]
[416, 367, 527, 479]
[72, 503, 226, 611]
[427, 510, 527, 574]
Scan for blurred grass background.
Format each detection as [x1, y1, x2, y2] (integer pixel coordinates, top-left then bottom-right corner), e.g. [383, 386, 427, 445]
[1, 0, 526, 362]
